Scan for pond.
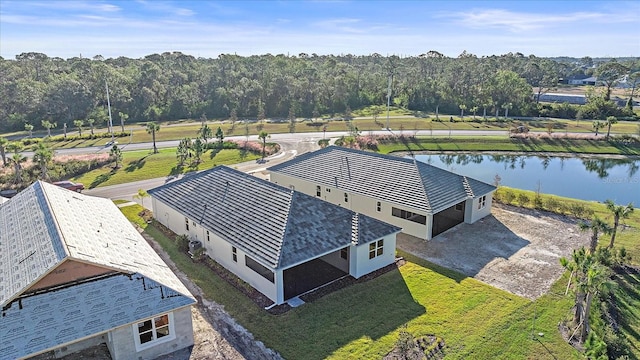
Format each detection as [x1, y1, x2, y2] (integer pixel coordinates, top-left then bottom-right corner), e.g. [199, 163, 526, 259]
[414, 154, 640, 205]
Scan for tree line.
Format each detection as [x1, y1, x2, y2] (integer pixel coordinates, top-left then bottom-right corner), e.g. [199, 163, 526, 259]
[1, 51, 638, 132]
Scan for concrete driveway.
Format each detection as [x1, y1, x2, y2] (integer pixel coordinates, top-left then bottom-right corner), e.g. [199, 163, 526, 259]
[397, 204, 590, 300]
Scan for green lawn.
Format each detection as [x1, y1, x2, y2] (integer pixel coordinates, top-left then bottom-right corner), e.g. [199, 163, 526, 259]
[120, 204, 580, 360]
[376, 136, 640, 156]
[73, 148, 259, 188]
[13, 116, 638, 151]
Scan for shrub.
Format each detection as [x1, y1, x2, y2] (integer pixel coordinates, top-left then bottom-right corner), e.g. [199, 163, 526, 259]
[569, 203, 587, 218]
[545, 197, 560, 212]
[517, 193, 529, 207]
[175, 234, 190, 253]
[504, 190, 516, 204]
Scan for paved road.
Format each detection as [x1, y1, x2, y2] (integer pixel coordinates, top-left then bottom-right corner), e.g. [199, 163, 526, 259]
[30, 129, 511, 158]
[84, 137, 322, 200]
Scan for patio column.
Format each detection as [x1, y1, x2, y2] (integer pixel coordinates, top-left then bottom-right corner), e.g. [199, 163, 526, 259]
[275, 269, 284, 305]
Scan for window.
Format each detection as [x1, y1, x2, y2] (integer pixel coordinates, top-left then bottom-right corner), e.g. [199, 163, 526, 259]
[206, 230, 210, 242]
[391, 207, 427, 225]
[340, 248, 348, 259]
[478, 196, 487, 210]
[344, 193, 349, 202]
[185, 217, 189, 231]
[316, 185, 321, 197]
[325, 187, 331, 193]
[232, 246, 237, 262]
[133, 313, 174, 350]
[245, 255, 274, 282]
[369, 239, 384, 259]
[376, 201, 381, 212]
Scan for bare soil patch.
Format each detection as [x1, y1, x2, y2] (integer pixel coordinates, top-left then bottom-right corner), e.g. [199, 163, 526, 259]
[397, 204, 590, 300]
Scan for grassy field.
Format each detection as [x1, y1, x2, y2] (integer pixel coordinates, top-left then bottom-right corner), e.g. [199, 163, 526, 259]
[73, 148, 259, 188]
[376, 136, 640, 156]
[121, 186, 640, 359]
[8, 116, 638, 151]
[121, 205, 582, 360]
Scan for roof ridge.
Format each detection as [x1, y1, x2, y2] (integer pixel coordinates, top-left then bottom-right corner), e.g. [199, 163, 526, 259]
[462, 176, 474, 197]
[351, 213, 359, 245]
[38, 181, 71, 258]
[275, 188, 296, 268]
[414, 162, 432, 211]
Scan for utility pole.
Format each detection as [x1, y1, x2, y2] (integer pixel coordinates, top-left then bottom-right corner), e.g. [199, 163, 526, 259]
[386, 73, 392, 130]
[105, 79, 114, 141]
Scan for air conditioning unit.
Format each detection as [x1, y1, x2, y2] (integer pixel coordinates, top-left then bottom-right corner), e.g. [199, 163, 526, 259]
[188, 240, 203, 257]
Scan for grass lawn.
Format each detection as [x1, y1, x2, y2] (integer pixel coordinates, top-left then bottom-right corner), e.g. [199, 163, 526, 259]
[23, 117, 639, 151]
[121, 204, 580, 360]
[376, 136, 640, 156]
[73, 148, 259, 188]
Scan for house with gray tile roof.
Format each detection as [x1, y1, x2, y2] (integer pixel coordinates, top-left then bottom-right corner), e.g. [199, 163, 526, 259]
[0, 181, 195, 360]
[148, 166, 401, 305]
[268, 146, 496, 240]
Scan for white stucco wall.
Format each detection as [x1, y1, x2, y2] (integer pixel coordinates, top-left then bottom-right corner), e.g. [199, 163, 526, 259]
[350, 233, 398, 278]
[271, 173, 430, 239]
[150, 197, 280, 304]
[465, 191, 494, 223]
[107, 306, 193, 360]
[271, 172, 496, 239]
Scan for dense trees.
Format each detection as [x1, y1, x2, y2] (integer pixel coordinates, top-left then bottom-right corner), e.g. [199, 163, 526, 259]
[1, 52, 636, 133]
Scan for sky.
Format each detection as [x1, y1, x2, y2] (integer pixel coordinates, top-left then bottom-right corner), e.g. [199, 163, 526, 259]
[0, 0, 639, 60]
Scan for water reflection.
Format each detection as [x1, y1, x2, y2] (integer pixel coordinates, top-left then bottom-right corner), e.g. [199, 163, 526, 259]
[414, 153, 640, 204]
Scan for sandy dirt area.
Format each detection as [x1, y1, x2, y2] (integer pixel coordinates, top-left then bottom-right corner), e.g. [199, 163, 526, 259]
[143, 235, 283, 360]
[397, 204, 591, 300]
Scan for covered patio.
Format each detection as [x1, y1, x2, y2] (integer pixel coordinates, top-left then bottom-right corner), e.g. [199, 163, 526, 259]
[283, 258, 348, 300]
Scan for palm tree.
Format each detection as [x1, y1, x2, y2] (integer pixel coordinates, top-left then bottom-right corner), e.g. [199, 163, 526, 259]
[577, 263, 614, 342]
[24, 123, 34, 137]
[87, 118, 95, 135]
[502, 103, 513, 118]
[560, 247, 590, 325]
[604, 199, 634, 248]
[109, 144, 123, 169]
[73, 120, 84, 136]
[458, 104, 466, 118]
[33, 142, 53, 180]
[215, 127, 224, 148]
[198, 124, 212, 144]
[41, 120, 57, 137]
[146, 122, 160, 154]
[579, 216, 612, 253]
[10, 152, 27, 184]
[0, 136, 8, 166]
[258, 131, 269, 160]
[605, 116, 618, 139]
[592, 121, 605, 136]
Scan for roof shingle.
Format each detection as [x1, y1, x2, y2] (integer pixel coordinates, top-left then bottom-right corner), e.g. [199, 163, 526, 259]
[148, 166, 401, 270]
[268, 146, 496, 213]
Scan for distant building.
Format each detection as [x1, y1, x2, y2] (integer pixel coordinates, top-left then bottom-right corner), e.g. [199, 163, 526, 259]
[567, 76, 597, 86]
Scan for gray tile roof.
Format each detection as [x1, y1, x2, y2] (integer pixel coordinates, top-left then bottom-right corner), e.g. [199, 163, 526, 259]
[268, 146, 496, 213]
[148, 166, 401, 270]
[0, 181, 194, 307]
[1, 272, 193, 360]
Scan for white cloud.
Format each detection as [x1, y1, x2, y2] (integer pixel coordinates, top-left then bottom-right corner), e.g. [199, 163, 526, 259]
[441, 8, 638, 32]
